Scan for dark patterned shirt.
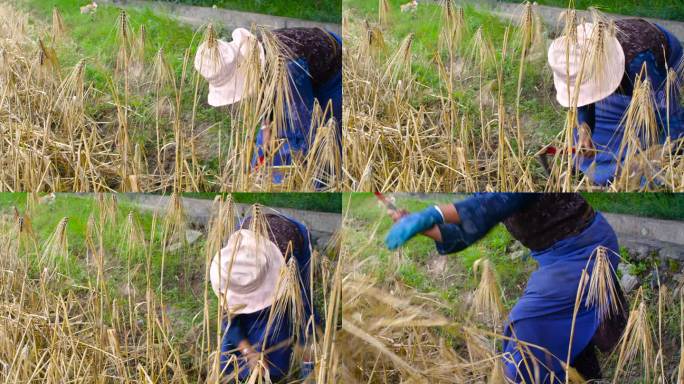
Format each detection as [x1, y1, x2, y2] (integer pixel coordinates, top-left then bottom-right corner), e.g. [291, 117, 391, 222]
[577, 19, 671, 130]
[435, 193, 596, 254]
[616, 19, 668, 70]
[272, 27, 342, 86]
[241, 213, 304, 258]
[615, 19, 669, 94]
[503, 194, 595, 251]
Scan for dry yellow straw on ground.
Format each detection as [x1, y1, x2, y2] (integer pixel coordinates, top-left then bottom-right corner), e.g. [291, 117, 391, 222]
[343, 1, 684, 192]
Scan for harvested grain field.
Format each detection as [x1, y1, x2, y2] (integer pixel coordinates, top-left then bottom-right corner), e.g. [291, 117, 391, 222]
[342, 0, 684, 191]
[338, 193, 684, 383]
[0, 2, 341, 192]
[0, 193, 342, 383]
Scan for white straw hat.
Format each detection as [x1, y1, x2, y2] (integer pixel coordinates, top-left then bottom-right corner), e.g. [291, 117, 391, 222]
[548, 22, 625, 108]
[210, 229, 285, 314]
[194, 28, 265, 107]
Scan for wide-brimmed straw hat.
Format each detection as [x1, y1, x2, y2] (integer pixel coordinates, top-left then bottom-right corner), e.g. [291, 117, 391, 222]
[194, 28, 265, 107]
[209, 229, 285, 314]
[548, 22, 625, 108]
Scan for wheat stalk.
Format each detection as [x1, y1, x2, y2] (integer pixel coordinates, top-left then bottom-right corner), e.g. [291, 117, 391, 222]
[471, 258, 505, 330]
[612, 287, 655, 383]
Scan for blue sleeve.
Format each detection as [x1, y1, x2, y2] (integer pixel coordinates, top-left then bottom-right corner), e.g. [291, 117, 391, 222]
[435, 193, 540, 254]
[625, 51, 667, 95]
[284, 59, 316, 153]
[577, 104, 595, 133]
[222, 316, 247, 349]
[294, 234, 320, 345]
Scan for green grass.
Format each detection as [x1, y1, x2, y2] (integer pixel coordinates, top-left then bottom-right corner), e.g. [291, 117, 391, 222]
[507, 0, 684, 21]
[344, 0, 564, 149]
[0, 193, 28, 209]
[345, 193, 684, 378]
[345, 0, 508, 87]
[183, 193, 342, 212]
[19, 0, 229, 173]
[344, 192, 684, 317]
[0, 193, 212, 336]
[21, 0, 214, 95]
[344, 193, 537, 315]
[0, 192, 335, 338]
[583, 193, 684, 221]
[163, 0, 342, 23]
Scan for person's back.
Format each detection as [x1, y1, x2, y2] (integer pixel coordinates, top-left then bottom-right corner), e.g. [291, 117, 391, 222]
[194, 27, 343, 186]
[216, 213, 319, 381]
[585, 19, 684, 183]
[548, 19, 684, 185]
[384, 193, 627, 382]
[271, 28, 342, 88]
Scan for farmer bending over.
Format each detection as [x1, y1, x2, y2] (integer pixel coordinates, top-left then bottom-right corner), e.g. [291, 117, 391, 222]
[195, 27, 342, 185]
[548, 19, 684, 185]
[385, 193, 627, 383]
[210, 213, 320, 381]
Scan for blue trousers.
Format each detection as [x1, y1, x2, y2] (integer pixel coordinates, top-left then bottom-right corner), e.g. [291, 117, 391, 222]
[576, 25, 684, 185]
[253, 31, 342, 185]
[502, 213, 619, 383]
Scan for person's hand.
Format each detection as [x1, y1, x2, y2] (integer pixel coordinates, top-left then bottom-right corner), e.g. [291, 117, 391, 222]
[388, 208, 409, 223]
[239, 343, 260, 370]
[577, 122, 595, 158]
[385, 206, 444, 250]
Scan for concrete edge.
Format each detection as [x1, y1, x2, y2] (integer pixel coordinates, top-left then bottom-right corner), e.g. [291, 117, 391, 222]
[388, 193, 684, 247]
[120, 194, 342, 238]
[102, 0, 342, 35]
[472, 1, 684, 43]
[602, 212, 684, 247]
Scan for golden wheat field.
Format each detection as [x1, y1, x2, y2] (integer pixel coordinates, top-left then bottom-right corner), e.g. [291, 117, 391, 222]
[0, 193, 341, 383]
[0, 3, 341, 192]
[342, 0, 684, 192]
[338, 193, 684, 383]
